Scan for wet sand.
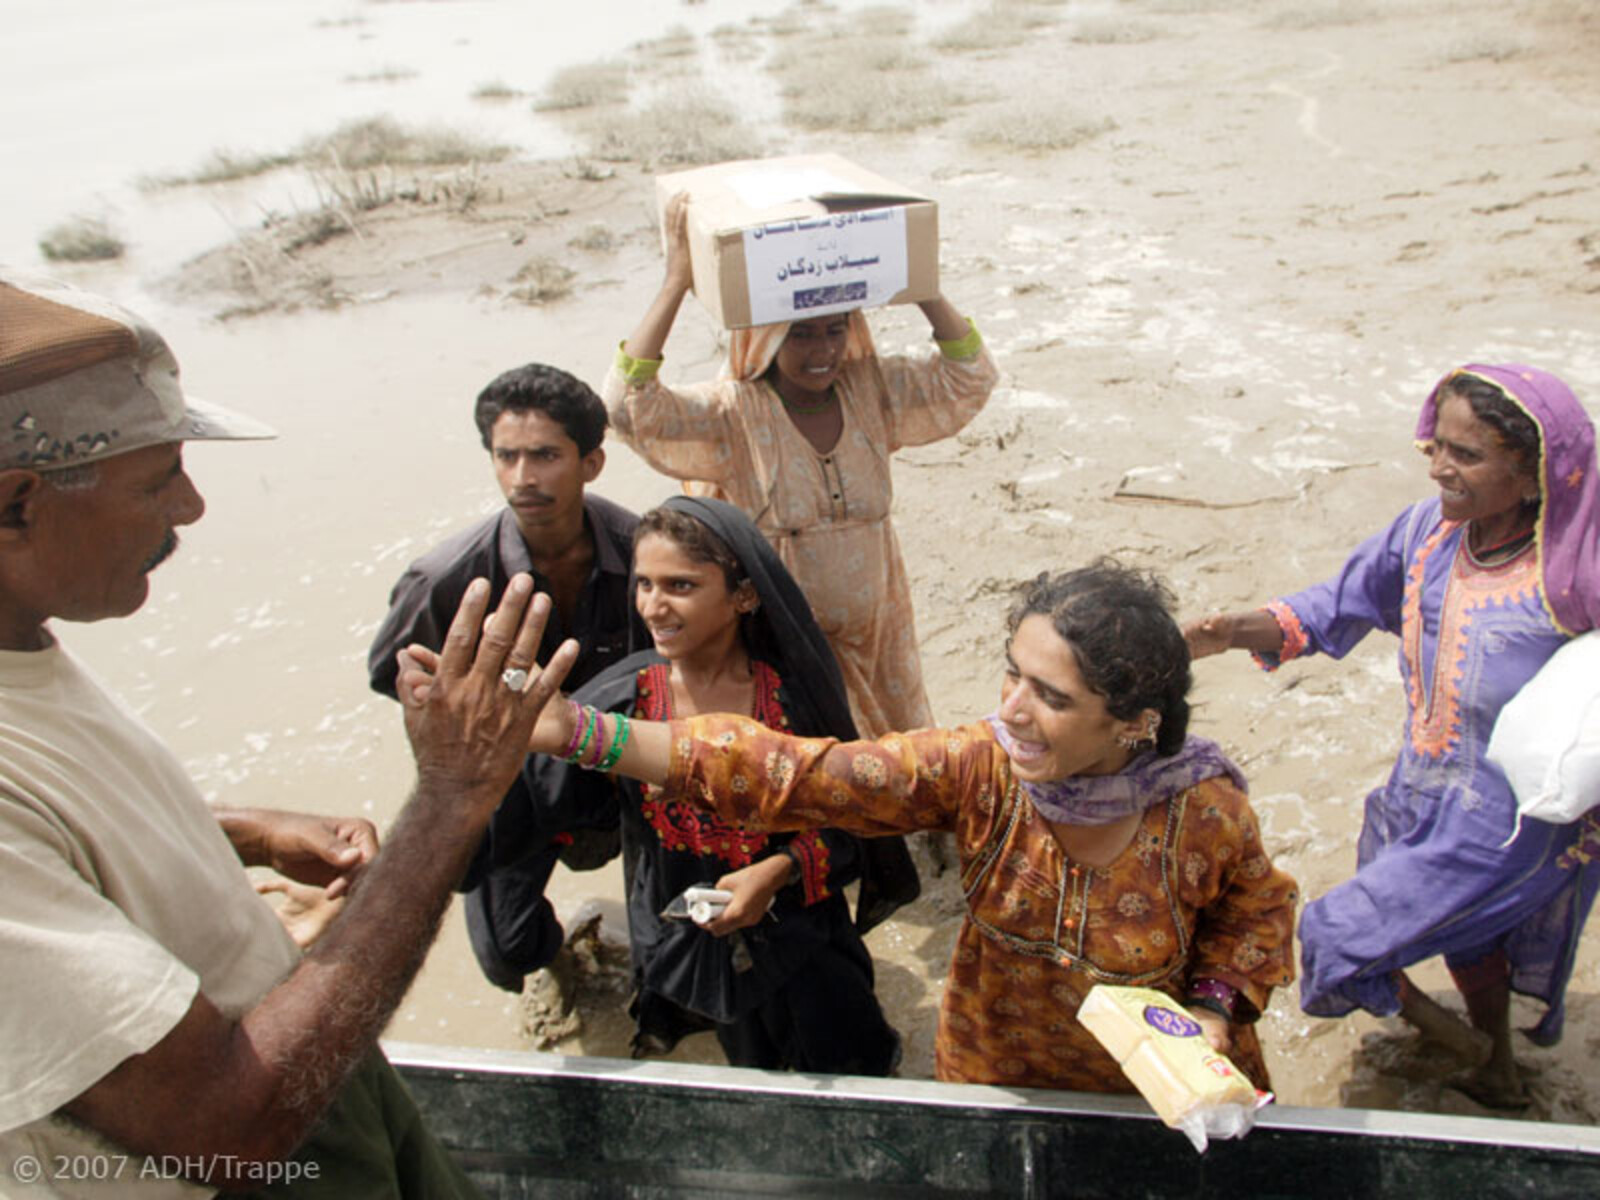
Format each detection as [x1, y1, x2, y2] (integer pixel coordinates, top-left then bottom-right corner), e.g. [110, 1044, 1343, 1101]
[44, 0, 1600, 1125]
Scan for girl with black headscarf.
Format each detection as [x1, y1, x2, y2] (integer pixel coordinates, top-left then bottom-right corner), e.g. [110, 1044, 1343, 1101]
[469, 496, 909, 1072]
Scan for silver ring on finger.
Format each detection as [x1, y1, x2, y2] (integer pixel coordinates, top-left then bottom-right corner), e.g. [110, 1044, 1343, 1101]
[501, 667, 530, 692]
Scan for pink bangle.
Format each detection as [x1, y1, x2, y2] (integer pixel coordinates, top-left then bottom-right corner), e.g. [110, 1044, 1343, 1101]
[561, 701, 589, 760]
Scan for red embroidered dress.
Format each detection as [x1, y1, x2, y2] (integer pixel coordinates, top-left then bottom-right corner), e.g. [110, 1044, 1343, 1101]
[615, 660, 900, 1073]
[635, 661, 832, 900]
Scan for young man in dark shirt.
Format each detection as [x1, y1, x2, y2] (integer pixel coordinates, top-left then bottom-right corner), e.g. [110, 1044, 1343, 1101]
[369, 363, 640, 700]
[369, 363, 643, 990]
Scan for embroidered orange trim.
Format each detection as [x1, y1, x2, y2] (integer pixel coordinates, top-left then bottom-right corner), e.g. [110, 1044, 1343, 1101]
[1263, 600, 1308, 665]
[1403, 525, 1540, 759]
[1556, 812, 1600, 871]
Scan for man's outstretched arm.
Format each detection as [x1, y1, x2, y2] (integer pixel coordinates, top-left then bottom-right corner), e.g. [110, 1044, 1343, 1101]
[65, 576, 577, 1187]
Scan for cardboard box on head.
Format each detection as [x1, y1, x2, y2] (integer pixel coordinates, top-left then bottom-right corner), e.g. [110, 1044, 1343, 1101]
[656, 154, 940, 330]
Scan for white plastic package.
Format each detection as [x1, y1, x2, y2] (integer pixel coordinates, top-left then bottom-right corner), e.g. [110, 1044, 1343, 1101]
[1487, 630, 1600, 844]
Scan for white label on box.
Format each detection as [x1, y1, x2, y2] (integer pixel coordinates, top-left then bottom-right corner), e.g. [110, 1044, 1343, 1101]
[741, 207, 909, 326]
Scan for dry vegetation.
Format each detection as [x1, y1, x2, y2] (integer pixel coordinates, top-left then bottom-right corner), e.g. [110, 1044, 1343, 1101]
[534, 61, 631, 112]
[1259, 1, 1382, 31]
[509, 255, 577, 305]
[1071, 15, 1160, 43]
[569, 222, 616, 253]
[472, 80, 519, 101]
[158, 117, 511, 318]
[1435, 33, 1531, 63]
[637, 25, 698, 60]
[146, 117, 505, 191]
[299, 116, 509, 170]
[37, 215, 125, 262]
[933, 0, 1063, 52]
[344, 65, 419, 84]
[765, 6, 968, 134]
[579, 87, 762, 169]
[1116, 0, 1234, 13]
[143, 148, 297, 188]
[155, 0, 1138, 317]
[779, 70, 966, 133]
[965, 101, 1116, 152]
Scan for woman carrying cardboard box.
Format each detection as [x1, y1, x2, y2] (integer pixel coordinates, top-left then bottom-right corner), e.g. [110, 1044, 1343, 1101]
[602, 192, 998, 738]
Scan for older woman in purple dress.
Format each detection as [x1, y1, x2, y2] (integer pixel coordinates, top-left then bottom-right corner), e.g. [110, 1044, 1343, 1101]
[1185, 363, 1600, 1107]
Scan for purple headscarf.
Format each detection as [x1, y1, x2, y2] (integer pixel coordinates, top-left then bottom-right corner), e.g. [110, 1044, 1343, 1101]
[1418, 364, 1600, 635]
[985, 717, 1246, 826]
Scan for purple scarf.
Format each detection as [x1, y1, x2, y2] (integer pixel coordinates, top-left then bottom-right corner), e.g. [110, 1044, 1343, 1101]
[984, 716, 1247, 826]
[1418, 364, 1600, 635]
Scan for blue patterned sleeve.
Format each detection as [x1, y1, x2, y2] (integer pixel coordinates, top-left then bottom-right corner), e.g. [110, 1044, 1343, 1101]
[1255, 504, 1421, 669]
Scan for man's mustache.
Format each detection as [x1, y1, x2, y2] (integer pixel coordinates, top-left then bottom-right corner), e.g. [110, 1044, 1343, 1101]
[141, 531, 179, 573]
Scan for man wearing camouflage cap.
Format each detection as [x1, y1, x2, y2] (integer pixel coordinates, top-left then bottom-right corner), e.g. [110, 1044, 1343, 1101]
[0, 269, 572, 1197]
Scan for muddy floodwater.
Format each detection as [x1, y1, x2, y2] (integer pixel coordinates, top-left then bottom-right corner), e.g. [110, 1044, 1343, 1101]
[10, 0, 1600, 1129]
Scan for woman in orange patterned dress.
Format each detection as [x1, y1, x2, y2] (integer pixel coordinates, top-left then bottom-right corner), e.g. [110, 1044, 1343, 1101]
[488, 560, 1300, 1092]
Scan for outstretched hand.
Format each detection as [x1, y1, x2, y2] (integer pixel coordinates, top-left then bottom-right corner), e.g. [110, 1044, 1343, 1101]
[397, 640, 579, 759]
[401, 574, 578, 819]
[1183, 614, 1236, 660]
[256, 813, 378, 899]
[256, 876, 346, 948]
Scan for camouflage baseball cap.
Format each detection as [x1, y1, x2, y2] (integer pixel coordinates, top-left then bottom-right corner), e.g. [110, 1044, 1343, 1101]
[0, 267, 274, 469]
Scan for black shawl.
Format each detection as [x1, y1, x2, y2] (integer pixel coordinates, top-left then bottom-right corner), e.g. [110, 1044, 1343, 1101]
[461, 495, 918, 1002]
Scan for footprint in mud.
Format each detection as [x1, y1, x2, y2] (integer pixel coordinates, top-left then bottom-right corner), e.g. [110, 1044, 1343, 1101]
[1340, 1022, 1598, 1124]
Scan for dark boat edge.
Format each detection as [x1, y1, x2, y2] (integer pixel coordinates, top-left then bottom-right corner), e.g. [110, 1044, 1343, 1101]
[388, 1039, 1600, 1199]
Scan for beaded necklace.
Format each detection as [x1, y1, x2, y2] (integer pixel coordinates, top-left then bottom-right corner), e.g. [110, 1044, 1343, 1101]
[1463, 521, 1536, 568]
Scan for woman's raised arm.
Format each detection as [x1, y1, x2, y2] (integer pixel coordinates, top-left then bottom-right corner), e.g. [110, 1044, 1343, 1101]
[622, 190, 697, 363]
[916, 293, 969, 342]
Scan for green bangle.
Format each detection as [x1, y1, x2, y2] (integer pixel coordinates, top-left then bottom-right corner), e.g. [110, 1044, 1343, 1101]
[585, 712, 611, 769]
[598, 711, 632, 771]
[567, 706, 598, 765]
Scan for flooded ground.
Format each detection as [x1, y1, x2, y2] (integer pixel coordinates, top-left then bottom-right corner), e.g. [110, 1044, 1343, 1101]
[9, 0, 1600, 1127]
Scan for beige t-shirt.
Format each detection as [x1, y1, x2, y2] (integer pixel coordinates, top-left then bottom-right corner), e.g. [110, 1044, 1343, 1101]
[0, 636, 299, 1198]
